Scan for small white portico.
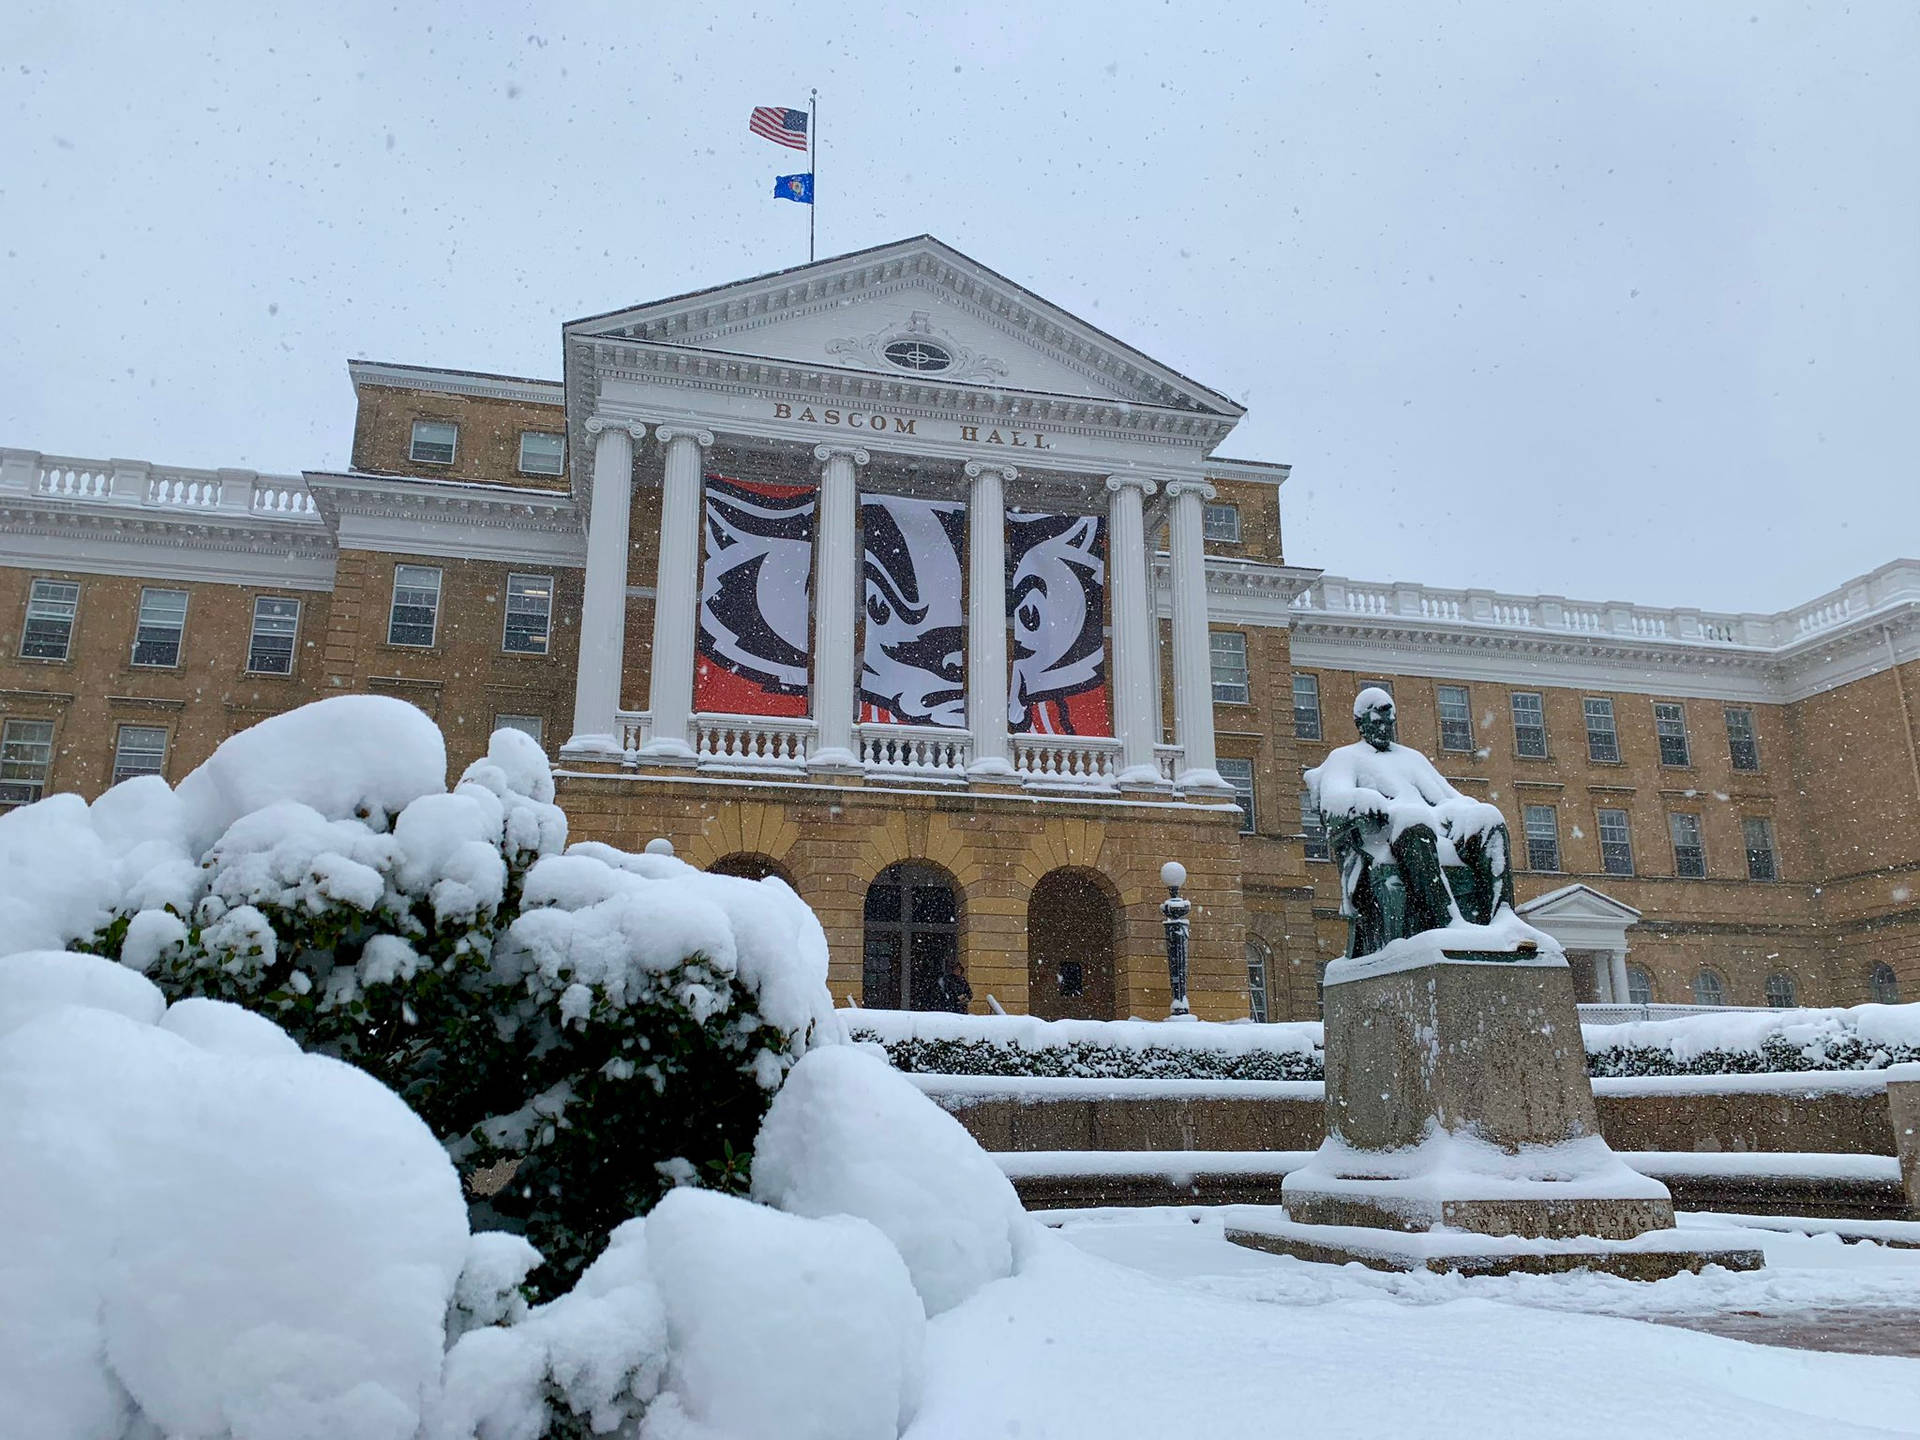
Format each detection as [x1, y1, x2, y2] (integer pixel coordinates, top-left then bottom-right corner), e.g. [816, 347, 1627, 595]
[553, 235, 1285, 798]
[1517, 883, 1642, 1003]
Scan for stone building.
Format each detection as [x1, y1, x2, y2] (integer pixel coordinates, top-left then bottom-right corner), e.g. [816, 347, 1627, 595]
[3, 236, 1916, 1018]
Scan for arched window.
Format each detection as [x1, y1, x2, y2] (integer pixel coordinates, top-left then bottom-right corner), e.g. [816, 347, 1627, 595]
[1870, 963, 1901, 1005]
[1027, 869, 1118, 1021]
[1246, 939, 1272, 1023]
[862, 862, 961, 1012]
[1765, 972, 1798, 1008]
[1692, 968, 1726, 1006]
[1626, 964, 1654, 1006]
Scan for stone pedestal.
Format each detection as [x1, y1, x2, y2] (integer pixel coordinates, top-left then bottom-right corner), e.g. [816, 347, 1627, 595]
[1230, 930, 1762, 1277]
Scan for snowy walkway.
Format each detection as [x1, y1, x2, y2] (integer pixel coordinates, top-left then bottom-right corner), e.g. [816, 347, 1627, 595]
[906, 1208, 1920, 1439]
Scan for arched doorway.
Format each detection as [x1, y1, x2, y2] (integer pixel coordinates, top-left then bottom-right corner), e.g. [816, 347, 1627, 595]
[1027, 868, 1116, 1021]
[707, 852, 795, 886]
[862, 862, 962, 1012]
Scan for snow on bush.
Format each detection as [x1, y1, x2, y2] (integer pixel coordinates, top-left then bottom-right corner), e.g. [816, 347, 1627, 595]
[753, 1045, 1033, 1316]
[0, 696, 836, 1294]
[1584, 1003, 1920, 1077]
[0, 951, 469, 1440]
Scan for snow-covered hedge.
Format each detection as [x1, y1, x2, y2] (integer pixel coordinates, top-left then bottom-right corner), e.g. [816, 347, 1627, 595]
[853, 1003, 1920, 1081]
[0, 696, 836, 1292]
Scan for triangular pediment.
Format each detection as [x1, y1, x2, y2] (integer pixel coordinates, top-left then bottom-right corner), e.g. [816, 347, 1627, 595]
[1517, 883, 1643, 924]
[566, 236, 1242, 416]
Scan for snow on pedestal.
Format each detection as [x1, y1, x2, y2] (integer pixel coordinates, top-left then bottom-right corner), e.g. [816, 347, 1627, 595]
[1234, 926, 1764, 1277]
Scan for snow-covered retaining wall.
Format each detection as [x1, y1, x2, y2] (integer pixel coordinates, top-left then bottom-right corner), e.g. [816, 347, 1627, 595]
[851, 1001, 1920, 1081]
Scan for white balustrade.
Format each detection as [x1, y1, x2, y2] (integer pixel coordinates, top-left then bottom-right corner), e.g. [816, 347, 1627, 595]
[1490, 601, 1533, 626]
[1421, 594, 1462, 621]
[37, 458, 113, 498]
[615, 711, 653, 752]
[1012, 733, 1123, 788]
[1155, 744, 1184, 783]
[1345, 587, 1391, 615]
[252, 481, 317, 513]
[690, 714, 815, 771]
[1796, 599, 1850, 636]
[21, 450, 317, 518]
[147, 473, 222, 508]
[857, 723, 972, 779]
[1630, 613, 1669, 639]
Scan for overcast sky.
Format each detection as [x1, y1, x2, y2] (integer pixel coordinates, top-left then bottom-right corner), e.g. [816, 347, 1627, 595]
[4, 1, 1914, 612]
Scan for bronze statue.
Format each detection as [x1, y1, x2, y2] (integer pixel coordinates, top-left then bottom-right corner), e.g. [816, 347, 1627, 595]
[1307, 687, 1516, 957]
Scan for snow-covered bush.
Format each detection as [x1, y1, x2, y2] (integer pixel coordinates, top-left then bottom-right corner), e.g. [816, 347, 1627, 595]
[1583, 1004, 1920, 1077]
[432, 1189, 925, 1440]
[0, 951, 470, 1440]
[0, 696, 835, 1293]
[753, 1045, 1033, 1316]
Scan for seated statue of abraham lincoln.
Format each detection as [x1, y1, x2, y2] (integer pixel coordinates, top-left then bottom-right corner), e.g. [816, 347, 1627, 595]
[1306, 687, 1517, 958]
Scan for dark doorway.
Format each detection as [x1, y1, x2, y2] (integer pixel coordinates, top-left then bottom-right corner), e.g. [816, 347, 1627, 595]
[862, 862, 962, 1011]
[1027, 868, 1116, 1020]
[708, 852, 794, 885]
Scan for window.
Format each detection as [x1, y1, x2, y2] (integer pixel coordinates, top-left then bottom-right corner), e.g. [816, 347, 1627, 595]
[494, 714, 544, 746]
[247, 597, 301, 675]
[131, 587, 188, 667]
[1291, 673, 1322, 740]
[518, 431, 565, 476]
[111, 725, 168, 785]
[1210, 631, 1250, 705]
[1692, 968, 1727, 1006]
[1217, 756, 1256, 834]
[1203, 503, 1241, 543]
[1362, 679, 1395, 698]
[1725, 707, 1760, 771]
[1743, 816, 1779, 881]
[0, 719, 55, 806]
[1246, 939, 1271, 1023]
[1765, 973, 1798, 1009]
[409, 419, 458, 465]
[1436, 685, 1472, 752]
[1300, 788, 1329, 860]
[1870, 963, 1901, 1004]
[388, 565, 442, 647]
[1654, 703, 1690, 767]
[503, 573, 553, 655]
[21, 579, 79, 660]
[862, 862, 960, 1011]
[1511, 692, 1547, 758]
[1523, 804, 1560, 872]
[1584, 697, 1620, 763]
[1626, 965, 1655, 1006]
[1668, 812, 1707, 878]
[1597, 808, 1634, 875]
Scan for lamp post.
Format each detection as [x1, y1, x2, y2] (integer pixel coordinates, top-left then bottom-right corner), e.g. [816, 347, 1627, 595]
[1161, 860, 1194, 1021]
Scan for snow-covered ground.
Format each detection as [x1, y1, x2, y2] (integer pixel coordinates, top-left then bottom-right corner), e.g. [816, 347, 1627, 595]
[908, 1210, 1920, 1440]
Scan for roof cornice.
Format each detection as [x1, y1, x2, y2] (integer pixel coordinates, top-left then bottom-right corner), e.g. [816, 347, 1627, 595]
[347, 359, 564, 408]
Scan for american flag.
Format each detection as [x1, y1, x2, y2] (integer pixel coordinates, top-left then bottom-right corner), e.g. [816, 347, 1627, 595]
[749, 105, 809, 151]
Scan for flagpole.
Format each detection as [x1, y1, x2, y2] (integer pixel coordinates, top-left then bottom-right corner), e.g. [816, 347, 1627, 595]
[808, 89, 818, 263]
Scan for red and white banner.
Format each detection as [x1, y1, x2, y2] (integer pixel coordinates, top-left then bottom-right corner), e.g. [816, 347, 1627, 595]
[859, 494, 967, 727]
[695, 474, 816, 717]
[1006, 510, 1110, 736]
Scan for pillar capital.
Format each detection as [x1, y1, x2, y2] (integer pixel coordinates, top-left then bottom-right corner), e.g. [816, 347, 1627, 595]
[584, 414, 648, 441]
[812, 443, 871, 468]
[654, 425, 714, 449]
[964, 460, 1019, 483]
[1104, 473, 1159, 497]
[1163, 479, 1217, 502]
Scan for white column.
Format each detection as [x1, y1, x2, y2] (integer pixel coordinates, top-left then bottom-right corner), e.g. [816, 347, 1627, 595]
[1165, 480, 1226, 791]
[565, 416, 645, 756]
[1106, 473, 1165, 787]
[965, 461, 1015, 777]
[639, 425, 713, 762]
[1610, 950, 1633, 1006]
[809, 443, 869, 772]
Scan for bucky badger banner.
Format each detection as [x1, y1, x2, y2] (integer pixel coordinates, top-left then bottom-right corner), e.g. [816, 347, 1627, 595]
[695, 474, 816, 717]
[859, 494, 968, 727]
[1006, 510, 1110, 736]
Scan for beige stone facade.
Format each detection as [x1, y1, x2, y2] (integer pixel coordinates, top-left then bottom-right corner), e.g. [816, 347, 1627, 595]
[3, 238, 1916, 1022]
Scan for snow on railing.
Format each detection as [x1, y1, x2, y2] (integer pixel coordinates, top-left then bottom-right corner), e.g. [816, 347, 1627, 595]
[1013, 734, 1122, 788]
[615, 711, 652, 752]
[691, 713, 814, 771]
[1155, 744, 1183, 783]
[859, 723, 971, 779]
[5, 448, 318, 521]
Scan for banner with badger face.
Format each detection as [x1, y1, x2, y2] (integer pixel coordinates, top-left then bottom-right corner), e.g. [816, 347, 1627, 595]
[859, 494, 968, 728]
[1006, 510, 1110, 736]
[695, 474, 816, 717]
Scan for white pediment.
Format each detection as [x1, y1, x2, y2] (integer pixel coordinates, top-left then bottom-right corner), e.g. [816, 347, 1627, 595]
[566, 236, 1241, 416]
[1517, 883, 1643, 925]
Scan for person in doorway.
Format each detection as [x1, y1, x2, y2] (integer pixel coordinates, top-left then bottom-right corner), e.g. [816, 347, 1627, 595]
[938, 955, 974, 1013]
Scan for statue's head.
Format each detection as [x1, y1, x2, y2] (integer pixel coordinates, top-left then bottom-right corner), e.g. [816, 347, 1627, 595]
[1353, 687, 1396, 751]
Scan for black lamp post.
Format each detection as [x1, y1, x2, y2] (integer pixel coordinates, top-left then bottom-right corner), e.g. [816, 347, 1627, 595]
[1161, 860, 1194, 1020]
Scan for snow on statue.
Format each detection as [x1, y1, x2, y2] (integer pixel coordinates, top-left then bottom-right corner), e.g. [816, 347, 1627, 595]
[1306, 686, 1516, 956]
